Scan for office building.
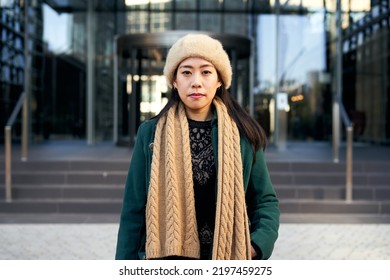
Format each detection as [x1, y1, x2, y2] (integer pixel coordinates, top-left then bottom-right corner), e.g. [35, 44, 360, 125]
[1, 0, 389, 149]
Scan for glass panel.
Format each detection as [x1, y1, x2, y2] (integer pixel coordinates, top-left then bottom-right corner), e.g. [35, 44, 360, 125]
[199, 13, 221, 32]
[126, 11, 149, 33]
[253, 0, 272, 11]
[236, 59, 251, 110]
[343, 2, 389, 142]
[256, 11, 328, 141]
[150, 12, 171, 31]
[224, 0, 247, 11]
[41, 4, 87, 139]
[43, 4, 71, 53]
[150, 0, 172, 9]
[175, 12, 197, 30]
[176, 0, 196, 9]
[223, 13, 248, 35]
[199, 0, 223, 10]
[139, 73, 168, 122]
[118, 46, 169, 143]
[255, 14, 276, 138]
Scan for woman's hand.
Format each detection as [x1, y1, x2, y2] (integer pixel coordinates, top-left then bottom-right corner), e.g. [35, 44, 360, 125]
[251, 245, 258, 258]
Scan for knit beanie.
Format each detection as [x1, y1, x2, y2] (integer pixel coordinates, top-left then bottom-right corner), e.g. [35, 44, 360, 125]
[163, 34, 232, 89]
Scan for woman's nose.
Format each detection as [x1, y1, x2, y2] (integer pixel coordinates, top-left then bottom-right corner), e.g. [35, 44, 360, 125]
[191, 73, 201, 87]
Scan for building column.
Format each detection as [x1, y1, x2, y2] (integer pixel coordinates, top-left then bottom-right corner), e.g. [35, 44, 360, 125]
[332, 0, 342, 162]
[113, 39, 118, 144]
[273, 0, 287, 150]
[87, 0, 96, 145]
[22, 0, 31, 161]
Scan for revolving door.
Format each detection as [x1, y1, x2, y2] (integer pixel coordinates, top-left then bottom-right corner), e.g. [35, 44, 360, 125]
[113, 31, 251, 146]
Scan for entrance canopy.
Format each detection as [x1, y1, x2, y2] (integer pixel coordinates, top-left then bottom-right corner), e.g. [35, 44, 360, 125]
[115, 30, 251, 59]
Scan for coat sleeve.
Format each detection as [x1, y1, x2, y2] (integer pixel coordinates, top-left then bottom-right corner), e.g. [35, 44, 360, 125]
[245, 149, 280, 260]
[115, 123, 150, 260]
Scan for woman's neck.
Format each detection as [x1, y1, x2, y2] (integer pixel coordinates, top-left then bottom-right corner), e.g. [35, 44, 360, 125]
[184, 108, 213, 121]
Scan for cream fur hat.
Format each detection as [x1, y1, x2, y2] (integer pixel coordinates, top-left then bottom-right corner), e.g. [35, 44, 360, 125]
[163, 34, 232, 89]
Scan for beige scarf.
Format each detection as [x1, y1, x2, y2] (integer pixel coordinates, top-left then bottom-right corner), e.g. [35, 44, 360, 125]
[145, 97, 251, 260]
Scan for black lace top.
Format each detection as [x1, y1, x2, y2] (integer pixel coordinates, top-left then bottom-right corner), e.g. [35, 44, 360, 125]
[188, 119, 216, 260]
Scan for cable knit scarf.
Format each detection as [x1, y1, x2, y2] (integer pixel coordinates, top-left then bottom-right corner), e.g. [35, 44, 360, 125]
[146, 97, 251, 260]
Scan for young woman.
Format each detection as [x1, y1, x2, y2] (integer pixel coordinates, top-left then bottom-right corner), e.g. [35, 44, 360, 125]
[115, 33, 279, 260]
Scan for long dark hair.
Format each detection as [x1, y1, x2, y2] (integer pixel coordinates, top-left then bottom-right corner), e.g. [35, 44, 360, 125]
[155, 85, 267, 153]
[216, 86, 267, 152]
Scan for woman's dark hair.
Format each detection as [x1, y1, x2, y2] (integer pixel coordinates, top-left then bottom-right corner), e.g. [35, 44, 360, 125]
[155, 85, 267, 153]
[216, 86, 267, 152]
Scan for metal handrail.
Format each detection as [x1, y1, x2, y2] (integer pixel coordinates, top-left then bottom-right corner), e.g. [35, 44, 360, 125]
[4, 92, 26, 202]
[336, 95, 354, 203]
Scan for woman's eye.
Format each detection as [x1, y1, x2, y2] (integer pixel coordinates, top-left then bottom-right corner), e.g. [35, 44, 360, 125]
[202, 70, 212, 75]
[181, 71, 191, 75]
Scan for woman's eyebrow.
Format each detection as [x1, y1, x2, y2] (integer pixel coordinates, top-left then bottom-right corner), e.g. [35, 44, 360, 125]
[178, 64, 214, 69]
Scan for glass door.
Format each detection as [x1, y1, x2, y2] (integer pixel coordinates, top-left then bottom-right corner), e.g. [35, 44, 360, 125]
[114, 31, 251, 146]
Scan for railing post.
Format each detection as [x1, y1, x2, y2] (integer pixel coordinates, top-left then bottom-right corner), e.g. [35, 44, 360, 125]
[5, 126, 12, 202]
[332, 101, 340, 163]
[345, 126, 353, 202]
[21, 96, 28, 162]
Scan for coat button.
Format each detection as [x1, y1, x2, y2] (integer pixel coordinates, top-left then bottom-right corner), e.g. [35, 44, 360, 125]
[149, 143, 154, 151]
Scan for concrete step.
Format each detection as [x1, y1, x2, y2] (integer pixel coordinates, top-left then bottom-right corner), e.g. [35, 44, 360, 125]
[0, 185, 124, 200]
[1, 160, 389, 215]
[267, 161, 390, 174]
[280, 199, 390, 215]
[2, 160, 390, 173]
[274, 185, 390, 200]
[0, 199, 389, 215]
[0, 171, 127, 185]
[0, 160, 129, 172]
[2, 171, 389, 186]
[267, 161, 390, 186]
[3, 183, 389, 201]
[271, 172, 390, 186]
[1, 160, 389, 186]
[0, 199, 122, 214]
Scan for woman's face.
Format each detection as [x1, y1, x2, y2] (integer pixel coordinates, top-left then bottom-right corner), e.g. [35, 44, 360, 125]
[173, 57, 222, 121]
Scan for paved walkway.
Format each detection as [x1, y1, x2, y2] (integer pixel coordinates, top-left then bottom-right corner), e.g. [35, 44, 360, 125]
[0, 214, 389, 260]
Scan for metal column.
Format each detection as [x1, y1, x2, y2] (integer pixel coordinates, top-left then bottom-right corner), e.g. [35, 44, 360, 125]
[87, 0, 96, 145]
[22, 0, 30, 161]
[113, 39, 118, 144]
[332, 0, 342, 162]
[273, 0, 280, 148]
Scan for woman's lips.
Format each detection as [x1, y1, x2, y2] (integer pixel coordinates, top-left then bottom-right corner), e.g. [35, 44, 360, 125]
[189, 93, 204, 99]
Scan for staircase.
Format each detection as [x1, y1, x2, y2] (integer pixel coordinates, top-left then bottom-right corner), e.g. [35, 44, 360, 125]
[268, 161, 390, 215]
[0, 160, 128, 214]
[1, 159, 390, 215]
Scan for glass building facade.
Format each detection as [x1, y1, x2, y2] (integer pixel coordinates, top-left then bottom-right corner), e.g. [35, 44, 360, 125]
[1, 0, 389, 148]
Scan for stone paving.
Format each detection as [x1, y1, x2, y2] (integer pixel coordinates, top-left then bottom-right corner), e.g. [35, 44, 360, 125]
[0, 222, 389, 260]
[272, 223, 390, 260]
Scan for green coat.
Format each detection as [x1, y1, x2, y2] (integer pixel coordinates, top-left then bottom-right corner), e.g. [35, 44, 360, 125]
[115, 114, 280, 260]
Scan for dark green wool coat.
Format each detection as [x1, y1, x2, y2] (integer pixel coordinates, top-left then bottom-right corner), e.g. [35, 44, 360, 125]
[115, 113, 280, 260]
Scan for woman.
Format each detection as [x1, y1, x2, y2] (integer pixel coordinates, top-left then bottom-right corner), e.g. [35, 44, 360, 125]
[115, 33, 279, 260]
